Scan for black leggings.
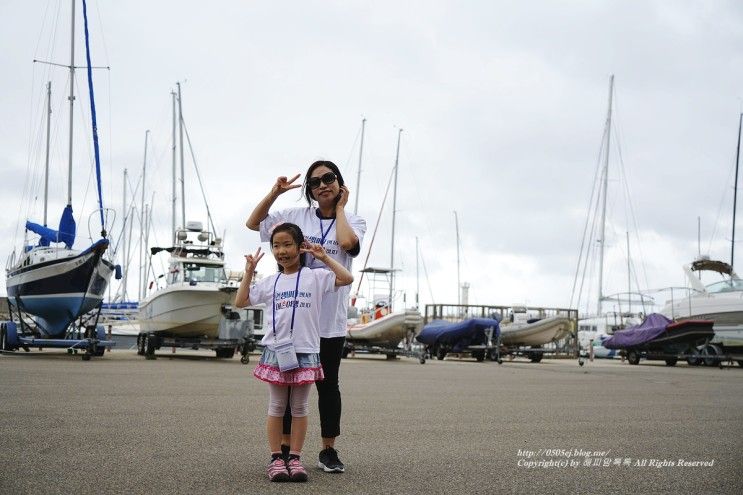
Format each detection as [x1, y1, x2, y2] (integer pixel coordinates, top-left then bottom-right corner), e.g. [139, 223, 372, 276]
[283, 336, 345, 439]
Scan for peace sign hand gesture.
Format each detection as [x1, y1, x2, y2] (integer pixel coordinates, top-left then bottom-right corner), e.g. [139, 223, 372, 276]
[300, 242, 329, 263]
[244, 247, 264, 275]
[271, 174, 302, 197]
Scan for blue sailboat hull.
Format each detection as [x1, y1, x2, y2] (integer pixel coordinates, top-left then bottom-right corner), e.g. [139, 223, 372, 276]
[6, 239, 114, 337]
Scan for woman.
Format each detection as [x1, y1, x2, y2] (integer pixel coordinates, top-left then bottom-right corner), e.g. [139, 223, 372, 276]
[246, 160, 366, 473]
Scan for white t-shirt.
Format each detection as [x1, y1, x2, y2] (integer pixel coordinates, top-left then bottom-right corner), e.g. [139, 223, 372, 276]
[259, 207, 366, 338]
[251, 268, 337, 353]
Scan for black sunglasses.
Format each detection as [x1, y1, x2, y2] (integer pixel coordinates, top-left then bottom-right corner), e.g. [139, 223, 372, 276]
[308, 172, 337, 189]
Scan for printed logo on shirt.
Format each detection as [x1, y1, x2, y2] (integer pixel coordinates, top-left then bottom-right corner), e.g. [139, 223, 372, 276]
[306, 235, 340, 257]
[274, 290, 313, 310]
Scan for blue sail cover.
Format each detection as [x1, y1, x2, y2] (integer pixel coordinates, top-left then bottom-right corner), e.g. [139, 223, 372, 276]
[82, 0, 106, 233]
[416, 318, 500, 352]
[25, 205, 76, 248]
[603, 313, 671, 349]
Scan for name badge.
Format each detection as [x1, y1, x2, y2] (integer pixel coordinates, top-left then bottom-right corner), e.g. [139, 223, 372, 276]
[274, 338, 299, 372]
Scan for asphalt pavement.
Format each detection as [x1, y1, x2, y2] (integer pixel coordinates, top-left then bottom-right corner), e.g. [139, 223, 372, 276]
[0, 349, 741, 494]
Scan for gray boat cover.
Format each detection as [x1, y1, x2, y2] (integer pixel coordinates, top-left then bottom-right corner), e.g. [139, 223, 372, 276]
[603, 313, 671, 349]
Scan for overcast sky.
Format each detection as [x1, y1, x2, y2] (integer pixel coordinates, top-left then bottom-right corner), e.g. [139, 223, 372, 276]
[2, 0, 743, 316]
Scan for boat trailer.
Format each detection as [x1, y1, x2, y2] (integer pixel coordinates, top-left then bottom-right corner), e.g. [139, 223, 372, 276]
[136, 306, 257, 364]
[343, 329, 427, 364]
[0, 299, 115, 361]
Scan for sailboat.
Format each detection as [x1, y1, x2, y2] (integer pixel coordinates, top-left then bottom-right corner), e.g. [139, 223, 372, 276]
[571, 75, 644, 352]
[4, 0, 115, 342]
[136, 85, 237, 342]
[346, 129, 424, 353]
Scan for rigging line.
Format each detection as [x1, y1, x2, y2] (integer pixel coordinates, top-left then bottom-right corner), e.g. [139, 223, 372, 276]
[707, 145, 738, 256]
[18, 73, 42, 243]
[121, 204, 140, 291]
[577, 170, 604, 313]
[579, 156, 607, 313]
[92, 0, 111, 68]
[342, 120, 363, 175]
[402, 149, 441, 277]
[613, 106, 651, 291]
[419, 240, 436, 304]
[629, 257, 648, 314]
[72, 71, 96, 231]
[352, 165, 396, 303]
[180, 115, 218, 236]
[569, 121, 608, 308]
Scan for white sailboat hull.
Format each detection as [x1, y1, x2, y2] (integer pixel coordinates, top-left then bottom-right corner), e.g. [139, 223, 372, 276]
[138, 283, 235, 338]
[499, 316, 572, 347]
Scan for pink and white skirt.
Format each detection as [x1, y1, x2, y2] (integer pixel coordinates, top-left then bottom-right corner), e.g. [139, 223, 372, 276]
[253, 348, 324, 386]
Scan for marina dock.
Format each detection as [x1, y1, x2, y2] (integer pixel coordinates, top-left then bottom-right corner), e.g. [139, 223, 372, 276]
[0, 351, 741, 494]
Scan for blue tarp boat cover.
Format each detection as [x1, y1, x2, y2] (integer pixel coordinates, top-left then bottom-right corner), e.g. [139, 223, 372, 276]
[603, 313, 671, 349]
[25, 205, 76, 248]
[416, 318, 500, 352]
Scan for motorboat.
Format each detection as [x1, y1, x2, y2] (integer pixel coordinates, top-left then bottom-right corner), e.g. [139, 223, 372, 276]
[346, 309, 423, 349]
[499, 315, 573, 347]
[604, 313, 714, 365]
[137, 222, 236, 339]
[660, 258, 743, 354]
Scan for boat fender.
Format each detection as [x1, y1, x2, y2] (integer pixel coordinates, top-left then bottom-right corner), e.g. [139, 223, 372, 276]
[114, 264, 123, 280]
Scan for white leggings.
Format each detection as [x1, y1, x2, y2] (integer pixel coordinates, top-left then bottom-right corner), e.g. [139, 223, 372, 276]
[267, 384, 311, 417]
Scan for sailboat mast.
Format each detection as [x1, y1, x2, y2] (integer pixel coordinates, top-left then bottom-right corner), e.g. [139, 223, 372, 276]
[454, 210, 461, 305]
[626, 231, 631, 314]
[122, 168, 128, 301]
[66, 0, 76, 206]
[597, 74, 614, 314]
[177, 82, 186, 229]
[354, 118, 366, 215]
[389, 128, 402, 310]
[415, 236, 420, 309]
[731, 112, 742, 275]
[171, 90, 177, 242]
[43, 81, 52, 226]
[139, 130, 149, 300]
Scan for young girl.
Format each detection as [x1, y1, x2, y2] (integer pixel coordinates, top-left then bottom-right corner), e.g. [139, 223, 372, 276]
[235, 222, 353, 482]
[245, 160, 366, 474]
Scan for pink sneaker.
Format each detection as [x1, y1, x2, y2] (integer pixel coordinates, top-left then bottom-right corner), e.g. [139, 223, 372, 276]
[267, 458, 290, 482]
[286, 457, 308, 482]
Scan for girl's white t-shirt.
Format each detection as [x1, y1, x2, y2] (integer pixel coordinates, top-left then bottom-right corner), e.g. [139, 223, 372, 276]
[251, 268, 337, 353]
[259, 207, 366, 338]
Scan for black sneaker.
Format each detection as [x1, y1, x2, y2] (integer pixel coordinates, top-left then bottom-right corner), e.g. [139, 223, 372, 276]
[318, 447, 345, 473]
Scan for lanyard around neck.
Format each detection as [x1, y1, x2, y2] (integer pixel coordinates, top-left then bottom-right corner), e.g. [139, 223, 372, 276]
[319, 218, 336, 246]
[272, 268, 302, 340]
[310, 218, 336, 269]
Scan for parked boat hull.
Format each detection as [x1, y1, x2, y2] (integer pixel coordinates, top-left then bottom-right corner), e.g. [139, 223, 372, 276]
[138, 284, 235, 338]
[347, 310, 423, 348]
[633, 320, 715, 352]
[6, 240, 114, 337]
[499, 316, 572, 347]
